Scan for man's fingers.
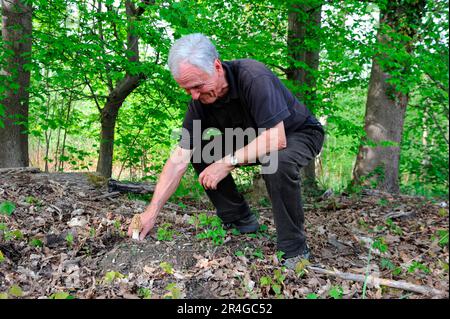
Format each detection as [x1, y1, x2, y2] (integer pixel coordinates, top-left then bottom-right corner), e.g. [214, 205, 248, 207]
[198, 171, 205, 185]
[139, 227, 150, 241]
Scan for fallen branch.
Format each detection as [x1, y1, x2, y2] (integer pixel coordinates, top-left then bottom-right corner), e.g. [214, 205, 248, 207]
[0, 167, 41, 175]
[108, 179, 155, 194]
[308, 266, 447, 297]
[91, 191, 121, 200]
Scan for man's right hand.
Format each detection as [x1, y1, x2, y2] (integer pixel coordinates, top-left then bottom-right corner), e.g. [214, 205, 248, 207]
[127, 212, 157, 241]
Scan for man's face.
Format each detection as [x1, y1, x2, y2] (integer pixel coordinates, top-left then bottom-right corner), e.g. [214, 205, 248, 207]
[175, 60, 224, 104]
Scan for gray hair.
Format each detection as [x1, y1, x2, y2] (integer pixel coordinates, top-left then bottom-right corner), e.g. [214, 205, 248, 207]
[168, 33, 219, 78]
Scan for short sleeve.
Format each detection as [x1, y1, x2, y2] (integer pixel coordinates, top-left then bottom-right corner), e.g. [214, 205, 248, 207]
[245, 75, 291, 129]
[179, 101, 201, 150]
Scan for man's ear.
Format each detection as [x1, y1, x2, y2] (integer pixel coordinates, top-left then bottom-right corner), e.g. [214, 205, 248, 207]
[214, 59, 222, 72]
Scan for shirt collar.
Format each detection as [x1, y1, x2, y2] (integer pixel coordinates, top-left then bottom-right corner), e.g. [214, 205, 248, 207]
[222, 61, 238, 100]
[211, 61, 238, 107]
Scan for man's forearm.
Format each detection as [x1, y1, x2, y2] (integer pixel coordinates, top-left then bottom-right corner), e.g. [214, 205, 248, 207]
[145, 154, 188, 217]
[232, 121, 286, 165]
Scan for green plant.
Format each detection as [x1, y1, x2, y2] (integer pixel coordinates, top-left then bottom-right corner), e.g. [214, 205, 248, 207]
[191, 214, 227, 246]
[0, 250, 4, 263]
[0, 201, 15, 216]
[157, 223, 176, 241]
[65, 233, 74, 248]
[385, 218, 403, 235]
[164, 283, 181, 299]
[276, 251, 285, 261]
[380, 258, 402, 276]
[372, 237, 388, 253]
[25, 196, 41, 206]
[137, 287, 152, 299]
[102, 271, 125, 284]
[29, 238, 43, 247]
[259, 269, 286, 298]
[407, 261, 430, 275]
[113, 219, 125, 237]
[160, 262, 174, 275]
[329, 285, 343, 299]
[3, 229, 23, 241]
[8, 285, 23, 298]
[306, 293, 319, 299]
[432, 230, 449, 247]
[49, 292, 75, 299]
[252, 248, 264, 260]
[294, 259, 311, 277]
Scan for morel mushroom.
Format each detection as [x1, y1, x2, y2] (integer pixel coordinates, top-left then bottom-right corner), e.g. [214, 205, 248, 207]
[130, 214, 142, 240]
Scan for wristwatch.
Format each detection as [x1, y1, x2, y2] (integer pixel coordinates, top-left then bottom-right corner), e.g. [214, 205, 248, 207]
[230, 154, 238, 166]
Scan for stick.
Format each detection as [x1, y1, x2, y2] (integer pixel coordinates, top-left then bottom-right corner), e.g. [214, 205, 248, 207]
[91, 191, 121, 200]
[108, 179, 155, 194]
[0, 167, 41, 175]
[308, 266, 447, 297]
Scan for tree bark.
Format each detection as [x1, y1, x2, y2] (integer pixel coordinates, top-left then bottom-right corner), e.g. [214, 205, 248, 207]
[353, 1, 426, 193]
[0, 0, 32, 168]
[286, 1, 322, 192]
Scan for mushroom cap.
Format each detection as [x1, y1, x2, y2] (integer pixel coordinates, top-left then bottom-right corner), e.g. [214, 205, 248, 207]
[131, 214, 142, 231]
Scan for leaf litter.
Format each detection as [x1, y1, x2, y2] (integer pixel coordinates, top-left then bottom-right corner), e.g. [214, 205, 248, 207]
[0, 171, 448, 299]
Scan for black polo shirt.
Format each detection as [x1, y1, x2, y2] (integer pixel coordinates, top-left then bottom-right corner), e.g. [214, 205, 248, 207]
[179, 59, 314, 150]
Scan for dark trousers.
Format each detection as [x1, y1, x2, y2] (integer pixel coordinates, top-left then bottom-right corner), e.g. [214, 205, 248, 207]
[191, 124, 324, 258]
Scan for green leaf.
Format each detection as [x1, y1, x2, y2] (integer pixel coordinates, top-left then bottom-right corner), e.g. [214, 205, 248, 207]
[306, 293, 318, 299]
[160, 262, 174, 274]
[0, 250, 4, 263]
[30, 238, 43, 247]
[271, 284, 281, 295]
[0, 293, 8, 299]
[103, 271, 125, 284]
[329, 286, 343, 299]
[50, 292, 75, 299]
[8, 285, 23, 297]
[0, 201, 16, 216]
[259, 276, 272, 286]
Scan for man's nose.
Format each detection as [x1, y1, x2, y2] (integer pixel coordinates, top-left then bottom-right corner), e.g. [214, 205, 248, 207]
[189, 89, 201, 100]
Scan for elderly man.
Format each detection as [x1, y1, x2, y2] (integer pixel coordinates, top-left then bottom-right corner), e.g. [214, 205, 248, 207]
[128, 33, 324, 268]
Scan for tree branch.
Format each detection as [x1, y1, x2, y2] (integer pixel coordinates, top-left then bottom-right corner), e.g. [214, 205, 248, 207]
[308, 266, 447, 297]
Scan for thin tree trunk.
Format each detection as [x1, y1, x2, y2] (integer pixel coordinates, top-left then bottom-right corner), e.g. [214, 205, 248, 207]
[287, 1, 322, 193]
[59, 92, 73, 172]
[95, 0, 151, 178]
[353, 1, 427, 193]
[0, 0, 32, 168]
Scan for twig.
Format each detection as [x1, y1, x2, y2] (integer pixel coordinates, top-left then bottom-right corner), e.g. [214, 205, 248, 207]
[91, 192, 121, 200]
[0, 167, 41, 175]
[308, 266, 447, 297]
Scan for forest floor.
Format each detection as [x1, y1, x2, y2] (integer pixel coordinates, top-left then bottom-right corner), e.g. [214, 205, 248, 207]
[0, 169, 448, 299]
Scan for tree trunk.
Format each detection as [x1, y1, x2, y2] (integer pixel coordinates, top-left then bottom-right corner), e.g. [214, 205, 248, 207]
[95, 0, 150, 178]
[0, 0, 32, 168]
[286, 1, 322, 193]
[353, 0, 426, 193]
[96, 74, 143, 177]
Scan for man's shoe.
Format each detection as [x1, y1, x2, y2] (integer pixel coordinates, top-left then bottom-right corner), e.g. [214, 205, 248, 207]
[282, 246, 311, 270]
[224, 213, 259, 234]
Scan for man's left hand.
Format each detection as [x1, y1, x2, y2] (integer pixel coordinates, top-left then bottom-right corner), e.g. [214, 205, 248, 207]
[198, 158, 234, 190]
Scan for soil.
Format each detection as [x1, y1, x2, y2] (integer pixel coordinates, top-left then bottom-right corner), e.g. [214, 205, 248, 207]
[0, 169, 448, 299]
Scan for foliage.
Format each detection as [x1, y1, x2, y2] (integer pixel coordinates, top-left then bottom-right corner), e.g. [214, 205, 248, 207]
[1, 0, 447, 196]
[0, 201, 16, 216]
[157, 223, 176, 241]
[189, 213, 227, 246]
